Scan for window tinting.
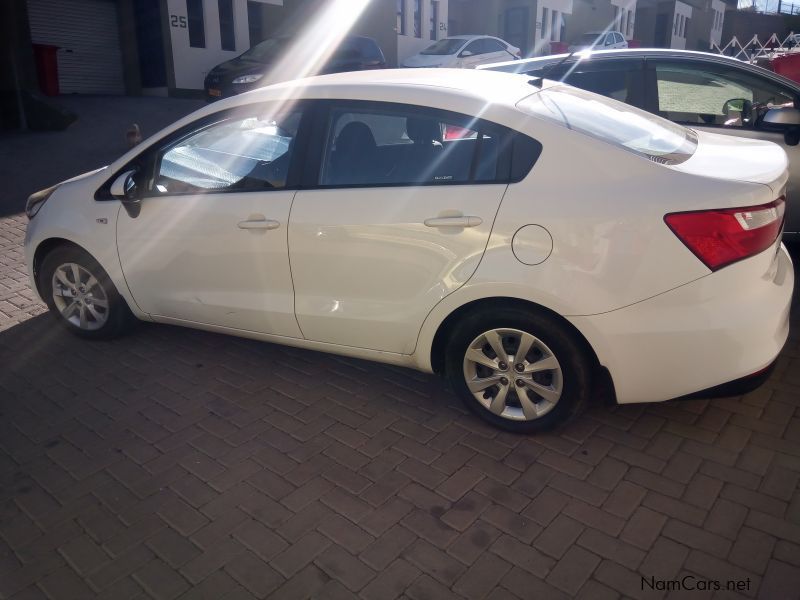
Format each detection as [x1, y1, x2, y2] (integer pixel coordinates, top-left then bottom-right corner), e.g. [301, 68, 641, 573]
[319, 105, 506, 187]
[153, 110, 301, 194]
[655, 62, 795, 127]
[484, 39, 507, 52]
[463, 39, 483, 55]
[187, 0, 205, 48]
[218, 0, 235, 51]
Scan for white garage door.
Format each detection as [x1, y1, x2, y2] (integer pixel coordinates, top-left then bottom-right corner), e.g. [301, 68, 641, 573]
[27, 0, 125, 95]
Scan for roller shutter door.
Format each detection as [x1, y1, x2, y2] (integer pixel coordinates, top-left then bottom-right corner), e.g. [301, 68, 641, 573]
[27, 0, 125, 95]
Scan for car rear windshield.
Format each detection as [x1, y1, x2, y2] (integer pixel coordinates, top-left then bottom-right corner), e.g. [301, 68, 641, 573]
[421, 38, 466, 55]
[576, 33, 603, 45]
[518, 84, 697, 164]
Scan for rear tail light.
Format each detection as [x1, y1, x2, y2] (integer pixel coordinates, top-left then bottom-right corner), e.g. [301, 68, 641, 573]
[664, 197, 785, 271]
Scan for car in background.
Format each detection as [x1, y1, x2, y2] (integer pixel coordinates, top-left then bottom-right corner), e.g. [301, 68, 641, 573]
[25, 69, 792, 432]
[482, 48, 800, 240]
[568, 31, 628, 52]
[402, 35, 520, 69]
[203, 35, 386, 100]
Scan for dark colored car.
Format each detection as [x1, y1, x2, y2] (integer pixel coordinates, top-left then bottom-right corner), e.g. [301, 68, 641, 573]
[204, 35, 387, 100]
[484, 48, 800, 241]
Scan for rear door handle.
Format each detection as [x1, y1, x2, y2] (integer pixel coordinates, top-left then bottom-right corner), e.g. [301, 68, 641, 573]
[424, 216, 483, 228]
[238, 219, 280, 230]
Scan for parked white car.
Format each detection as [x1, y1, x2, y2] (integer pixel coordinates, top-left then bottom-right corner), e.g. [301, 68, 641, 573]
[402, 35, 520, 69]
[25, 69, 793, 432]
[568, 31, 628, 52]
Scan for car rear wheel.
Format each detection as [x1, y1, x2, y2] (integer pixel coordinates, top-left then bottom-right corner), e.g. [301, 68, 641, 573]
[39, 246, 135, 339]
[445, 307, 592, 433]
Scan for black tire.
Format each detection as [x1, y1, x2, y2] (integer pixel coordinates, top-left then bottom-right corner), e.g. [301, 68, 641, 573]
[444, 307, 592, 433]
[39, 245, 135, 339]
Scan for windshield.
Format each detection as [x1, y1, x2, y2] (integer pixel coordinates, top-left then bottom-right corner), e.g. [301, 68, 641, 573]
[239, 38, 288, 62]
[575, 33, 603, 46]
[421, 38, 466, 55]
[518, 85, 697, 164]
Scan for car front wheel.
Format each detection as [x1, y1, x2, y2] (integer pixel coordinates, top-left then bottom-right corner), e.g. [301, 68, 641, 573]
[39, 245, 135, 339]
[445, 308, 592, 433]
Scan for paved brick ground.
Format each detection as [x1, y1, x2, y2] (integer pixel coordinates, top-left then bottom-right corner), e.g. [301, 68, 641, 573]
[1, 206, 800, 599]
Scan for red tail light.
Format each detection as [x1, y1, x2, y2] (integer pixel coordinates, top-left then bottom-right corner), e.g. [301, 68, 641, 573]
[664, 197, 785, 271]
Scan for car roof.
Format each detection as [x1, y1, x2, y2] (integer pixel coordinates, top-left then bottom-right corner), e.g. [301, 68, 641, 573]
[480, 47, 800, 94]
[482, 48, 746, 71]
[189, 68, 550, 120]
[445, 35, 493, 40]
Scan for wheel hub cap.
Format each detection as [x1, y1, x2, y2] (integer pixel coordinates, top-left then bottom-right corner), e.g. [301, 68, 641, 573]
[462, 327, 563, 422]
[51, 263, 109, 331]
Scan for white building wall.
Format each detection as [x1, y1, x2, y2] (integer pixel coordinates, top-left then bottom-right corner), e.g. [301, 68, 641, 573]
[610, 0, 637, 39]
[167, 0, 281, 90]
[536, 0, 573, 55]
[397, 0, 449, 64]
[710, 0, 724, 47]
[670, 0, 691, 50]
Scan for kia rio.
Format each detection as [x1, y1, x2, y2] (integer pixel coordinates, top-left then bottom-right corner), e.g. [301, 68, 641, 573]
[24, 69, 794, 432]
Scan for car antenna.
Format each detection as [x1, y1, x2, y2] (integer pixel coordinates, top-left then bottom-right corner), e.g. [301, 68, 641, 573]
[530, 49, 579, 88]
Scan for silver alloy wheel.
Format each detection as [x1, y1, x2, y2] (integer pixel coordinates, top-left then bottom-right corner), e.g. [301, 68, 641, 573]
[51, 263, 109, 331]
[462, 328, 563, 421]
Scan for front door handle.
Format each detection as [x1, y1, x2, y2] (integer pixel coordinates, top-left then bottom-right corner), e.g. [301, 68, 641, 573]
[424, 216, 483, 228]
[238, 218, 280, 230]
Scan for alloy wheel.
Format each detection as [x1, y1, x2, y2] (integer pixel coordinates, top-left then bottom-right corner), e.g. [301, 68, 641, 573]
[462, 327, 563, 421]
[51, 262, 109, 331]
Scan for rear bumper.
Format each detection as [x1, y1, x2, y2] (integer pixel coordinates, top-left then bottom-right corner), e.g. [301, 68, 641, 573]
[570, 244, 794, 404]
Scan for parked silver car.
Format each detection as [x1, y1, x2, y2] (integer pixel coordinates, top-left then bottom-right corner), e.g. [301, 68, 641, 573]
[483, 48, 800, 240]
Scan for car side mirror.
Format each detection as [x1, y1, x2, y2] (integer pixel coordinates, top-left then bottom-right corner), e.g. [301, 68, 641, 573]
[759, 107, 800, 146]
[110, 169, 142, 217]
[761, 106, 800, 127]
[460, 50, 474, 57]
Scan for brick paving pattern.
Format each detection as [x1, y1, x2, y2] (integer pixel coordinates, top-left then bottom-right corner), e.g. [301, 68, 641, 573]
[1, 210, 800, 599]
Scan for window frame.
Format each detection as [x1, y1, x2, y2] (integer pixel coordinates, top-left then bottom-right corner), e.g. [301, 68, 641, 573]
[643, 57, 800, 131]
[301, 99, 541, 191]
[95, 102, 313, 201]
[218, 0, 236, 52]
[186, 0, 206, 49]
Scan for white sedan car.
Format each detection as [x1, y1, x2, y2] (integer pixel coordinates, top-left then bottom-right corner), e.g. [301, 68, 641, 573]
[24, 69, 793, 432]
[402, 35, 520, 69]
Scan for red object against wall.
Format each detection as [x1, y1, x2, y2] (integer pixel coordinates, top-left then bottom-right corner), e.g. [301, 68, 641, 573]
[771, 53, 800, 84]
[627, 39, 641, 48]
[32, 44, 60, 96]
[550, 41, 569, 55]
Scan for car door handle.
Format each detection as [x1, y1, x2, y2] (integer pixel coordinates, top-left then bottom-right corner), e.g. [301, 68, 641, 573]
[238, 219, 280, 230]
[424, 216, 483, 228]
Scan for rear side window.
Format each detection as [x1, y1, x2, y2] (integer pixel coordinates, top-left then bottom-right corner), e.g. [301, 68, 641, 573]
[519, 85, 696, 164]
[526, 59, 644, 106]
[317, 103, 541, 187]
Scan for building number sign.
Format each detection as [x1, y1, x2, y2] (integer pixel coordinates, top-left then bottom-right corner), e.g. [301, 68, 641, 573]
[170, 14, 187, 28]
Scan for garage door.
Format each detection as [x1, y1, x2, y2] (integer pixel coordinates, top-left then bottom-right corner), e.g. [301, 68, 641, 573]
[27, 0, 125, 95]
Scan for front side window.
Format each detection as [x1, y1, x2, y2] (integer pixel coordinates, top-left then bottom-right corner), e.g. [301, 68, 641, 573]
[152, 108, 301, 194]
[654, 61, 796, 127]
[463, 40, 484, 55]
[519, 85, 697, 164]
[318, 104, 506, 187]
